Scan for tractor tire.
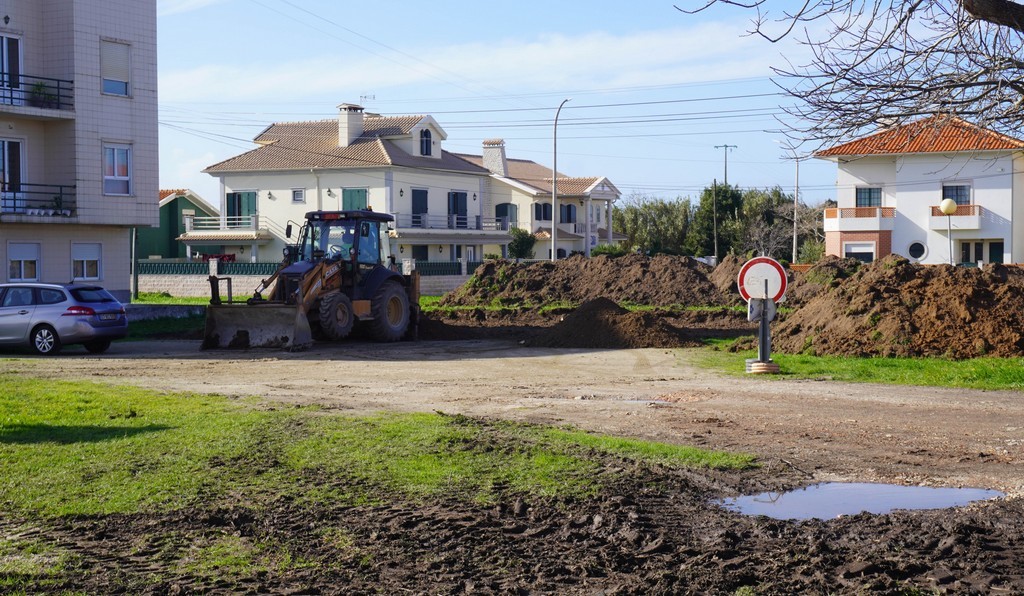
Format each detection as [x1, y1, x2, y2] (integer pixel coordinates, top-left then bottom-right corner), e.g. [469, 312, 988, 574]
[369, 280, 409, 342]
[318, 291, 355, 340]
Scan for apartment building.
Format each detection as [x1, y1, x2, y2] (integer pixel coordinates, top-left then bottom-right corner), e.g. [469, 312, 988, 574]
[0, 0, 158, 301]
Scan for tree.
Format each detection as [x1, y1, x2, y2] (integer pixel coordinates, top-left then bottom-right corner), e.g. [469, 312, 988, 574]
[507, 227, 536, 259]
[613, 193, 692, 254]
[681, 1, 1024, 149]
[684, 183, 743, 257]
[735, 187, 791, 260]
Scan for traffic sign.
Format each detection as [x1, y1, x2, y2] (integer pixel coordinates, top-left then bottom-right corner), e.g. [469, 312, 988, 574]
[737, 256, 787, 303]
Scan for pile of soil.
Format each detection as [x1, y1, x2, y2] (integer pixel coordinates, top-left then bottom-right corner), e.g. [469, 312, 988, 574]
[527, 297, 691, 349]
[785, 255, 863, 307]
[708, 254, 745, 305]
[443, 254, 726, 308]
[773, 255, 1024, 358]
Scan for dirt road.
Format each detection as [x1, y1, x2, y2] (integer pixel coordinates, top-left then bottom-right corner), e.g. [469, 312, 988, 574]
[20, 339, 1023, 495]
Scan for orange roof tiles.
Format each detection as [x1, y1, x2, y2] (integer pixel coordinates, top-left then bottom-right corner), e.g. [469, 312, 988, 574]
[817, 115, 1024, 157]
[159, 188, 187, 201]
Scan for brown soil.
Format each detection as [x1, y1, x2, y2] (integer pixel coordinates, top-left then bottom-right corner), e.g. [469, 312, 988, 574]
[7, 253, 1024, 594]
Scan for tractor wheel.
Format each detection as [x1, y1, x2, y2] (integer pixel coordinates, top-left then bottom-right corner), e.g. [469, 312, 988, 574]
[369, 281, 409, 342]
[318, 291, 355, 340]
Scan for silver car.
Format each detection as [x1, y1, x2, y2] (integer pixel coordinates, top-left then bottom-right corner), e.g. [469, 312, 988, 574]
[0, 283, 128, 355]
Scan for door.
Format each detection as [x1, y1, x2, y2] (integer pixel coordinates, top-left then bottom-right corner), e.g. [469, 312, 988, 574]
[448, 191, 467, 229]
[412, 188, 428, 227]
[0, 286, 35, 343]
[989, 241, 1004, 264]
[225, 191, 256, 227]
[0, 36, 20, 105]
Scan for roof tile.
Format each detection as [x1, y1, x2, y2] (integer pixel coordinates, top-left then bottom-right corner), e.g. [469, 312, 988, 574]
[817, 115, 1024, 157]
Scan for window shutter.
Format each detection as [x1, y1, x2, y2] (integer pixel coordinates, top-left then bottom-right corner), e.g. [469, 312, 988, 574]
[9, 242, 39, 261]
[100, 41, 130, 83]
[73, 243, 101, 261]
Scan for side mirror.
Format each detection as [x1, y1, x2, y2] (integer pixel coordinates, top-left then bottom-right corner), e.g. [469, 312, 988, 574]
[285, 223, 293, 238]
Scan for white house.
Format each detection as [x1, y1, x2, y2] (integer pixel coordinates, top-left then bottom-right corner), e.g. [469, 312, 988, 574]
[817, 116, 1024, 265]
[0, 0, 159, 301]
[201, 104, 512, 263]
[456, 139, 624, 258]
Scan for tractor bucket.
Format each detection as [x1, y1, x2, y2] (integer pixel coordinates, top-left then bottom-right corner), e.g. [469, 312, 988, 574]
[202, 303, 313, 350]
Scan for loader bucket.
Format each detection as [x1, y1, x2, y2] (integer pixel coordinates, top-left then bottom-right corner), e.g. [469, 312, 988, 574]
[202, 303, 313, 350]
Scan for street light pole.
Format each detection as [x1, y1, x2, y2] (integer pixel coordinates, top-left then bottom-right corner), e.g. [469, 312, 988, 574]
[792, 156, 799, 264]
[940, 198, 957, 265]
[551, 98, 570, 261]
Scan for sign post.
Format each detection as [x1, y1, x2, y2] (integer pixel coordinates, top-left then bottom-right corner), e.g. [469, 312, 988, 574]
[737, 256, 787, 374]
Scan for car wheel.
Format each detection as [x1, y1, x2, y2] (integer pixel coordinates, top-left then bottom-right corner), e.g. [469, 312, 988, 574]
[84, 339, 112, 354]
[30, 325, 62, 355]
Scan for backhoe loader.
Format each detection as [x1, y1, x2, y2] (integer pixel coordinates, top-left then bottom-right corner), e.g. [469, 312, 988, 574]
[202, 210, 419, 350]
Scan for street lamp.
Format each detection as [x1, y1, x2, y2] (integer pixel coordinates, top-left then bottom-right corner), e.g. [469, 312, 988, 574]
[551, 98, 570, 261]
[775, 140, 800, 263]
[939, 198, 957, 265]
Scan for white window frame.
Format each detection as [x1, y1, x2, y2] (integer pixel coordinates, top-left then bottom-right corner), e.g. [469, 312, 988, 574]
[103, 143, 132, 196]
[100, 39, 130, 97]
[843, 241, 876, 262]
[941, 182, 972, 206]
[291, 188, 305, 203]
[8, 242, 39, 281]
[71, 242, 102, 281]
[907, 241, 928, 262]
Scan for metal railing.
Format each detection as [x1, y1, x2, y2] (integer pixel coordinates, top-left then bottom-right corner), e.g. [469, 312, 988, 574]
[220, 262, 280, 276]
[0, 183, 77, 216]
[0, 74, 74, 111]
[138, 261, 210, 275]
[392, 213, 511, 231]
[184, 214, 262, 230]
[413, 260, 462, 275]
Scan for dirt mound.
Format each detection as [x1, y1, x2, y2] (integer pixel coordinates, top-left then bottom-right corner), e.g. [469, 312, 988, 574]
[443, 254, 725, 308]
[773, 255, 1024, 358]
[528, 297, 690, 349]
[785, 255, 863, 307]
[708, 255, 745, 305]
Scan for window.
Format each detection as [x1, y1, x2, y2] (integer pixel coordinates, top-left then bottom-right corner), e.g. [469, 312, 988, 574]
[8, 242, 38, 281]
[291, 188, 305, 203]
[534, 202, 552, 221]
[411, 188, 428, 227]
[943, 184, 971, 206]
[39, 288, 66, 305]
[225, 191, 256, 226]
[560, 203, 577, 224]
[0, 36, 21, 105]
[495, 202, 518, 227]
[103, 144, 131, 195]
[420, 129, 432, 156]
[855, 187, 881, 208]
[447, 191, 467, 228]
[100, 40, 130, 96]
[908, 242, 926, 260]
[342, 188, 367, 210]
[844, 242, 875, 263]
[72, 243, 101, 280]
[1, 286, 32, 307]
[0, 139, 22, 213]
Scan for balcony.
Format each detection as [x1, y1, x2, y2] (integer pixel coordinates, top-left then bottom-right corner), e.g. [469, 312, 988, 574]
[177, 214, 275, 246]
[392, 213, 512, 231]
[0, 183, 77, 219]
[929, 204, 982, 231]
[0, 75, 75, 115]
[823, 207, 896, 233]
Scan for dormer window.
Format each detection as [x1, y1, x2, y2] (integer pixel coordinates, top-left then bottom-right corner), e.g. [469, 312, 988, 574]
[420, 129, 432, 156]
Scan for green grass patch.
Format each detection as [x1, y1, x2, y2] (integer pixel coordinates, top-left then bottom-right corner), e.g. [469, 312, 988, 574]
[125, 315, 206, 340]
[692, 343, 1024, 391]
[131, 292, 210, 305]
[0, 377, 755, 517]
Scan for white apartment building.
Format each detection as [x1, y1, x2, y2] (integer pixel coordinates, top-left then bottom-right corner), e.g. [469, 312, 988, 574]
[0, 0, 158, 301]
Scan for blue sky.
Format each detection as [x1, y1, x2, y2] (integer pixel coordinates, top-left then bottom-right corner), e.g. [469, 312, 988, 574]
[156, 0, 837, 208]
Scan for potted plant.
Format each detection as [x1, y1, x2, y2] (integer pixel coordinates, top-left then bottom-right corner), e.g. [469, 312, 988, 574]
[28, 81, 57, 108]
[52, 195, 70, 216]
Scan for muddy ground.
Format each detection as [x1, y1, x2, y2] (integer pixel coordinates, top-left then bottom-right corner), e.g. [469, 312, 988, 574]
[5, 254, 1024, 593]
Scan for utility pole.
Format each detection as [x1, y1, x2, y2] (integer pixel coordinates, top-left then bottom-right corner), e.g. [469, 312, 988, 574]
[715, 144, 737, 186]
[712, 178, 718, 264]
[792, 156, 800, 264]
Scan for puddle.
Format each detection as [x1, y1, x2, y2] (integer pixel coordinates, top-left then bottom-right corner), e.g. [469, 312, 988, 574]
[719, 482, 1003, 520]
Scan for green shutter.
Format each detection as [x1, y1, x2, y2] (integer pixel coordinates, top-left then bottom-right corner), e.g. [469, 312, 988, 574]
[342, 188, 367, 210]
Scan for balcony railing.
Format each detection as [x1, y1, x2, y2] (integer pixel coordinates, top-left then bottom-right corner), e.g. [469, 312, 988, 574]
[184, 214, 262, 230]
[929, 203, 982, 231]
[0, 183, 77, 216]
[929, 204, 980, 217]
[823, 206, 895, 233]
[0, 74, 74, 111]
[824, 207, 896, 219]
[392, 213, 511, 231]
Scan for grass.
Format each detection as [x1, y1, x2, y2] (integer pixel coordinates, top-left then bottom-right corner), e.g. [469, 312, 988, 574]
[131, 292, 209, 305]
[693, 340, 1024, 391]
[0, 375, 756, 518]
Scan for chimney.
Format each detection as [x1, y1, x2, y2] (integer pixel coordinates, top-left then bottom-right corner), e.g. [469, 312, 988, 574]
[482, 139, 508, 176]
[338, 103, 365, 147]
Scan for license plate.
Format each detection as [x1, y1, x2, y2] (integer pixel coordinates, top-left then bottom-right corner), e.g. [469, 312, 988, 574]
[100, 313, 118, 321]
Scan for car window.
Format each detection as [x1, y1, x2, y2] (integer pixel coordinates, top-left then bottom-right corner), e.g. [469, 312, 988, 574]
[69, 288, 118, 303]
[2, 287, 34, 307]
[38, 289, 67, 305]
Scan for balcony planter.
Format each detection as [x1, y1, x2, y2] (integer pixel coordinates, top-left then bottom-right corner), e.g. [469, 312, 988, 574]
[28, 82, 57, 108]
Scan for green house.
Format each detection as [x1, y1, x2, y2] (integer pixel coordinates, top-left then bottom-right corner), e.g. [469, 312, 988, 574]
[137, 189, 220, 259]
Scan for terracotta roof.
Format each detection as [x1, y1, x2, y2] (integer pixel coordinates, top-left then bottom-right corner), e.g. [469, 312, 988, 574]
[206, 117, 485, 175]
[159, 188, 187, 201]
[816, 115, 1024, 157]
[456, 153, 603, 195]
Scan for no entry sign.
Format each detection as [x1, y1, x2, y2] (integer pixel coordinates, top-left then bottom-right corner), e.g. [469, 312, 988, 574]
[737, 256, 787, 303]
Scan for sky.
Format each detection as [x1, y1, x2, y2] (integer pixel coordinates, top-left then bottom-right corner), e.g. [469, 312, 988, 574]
[156, 0, 838, 210]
